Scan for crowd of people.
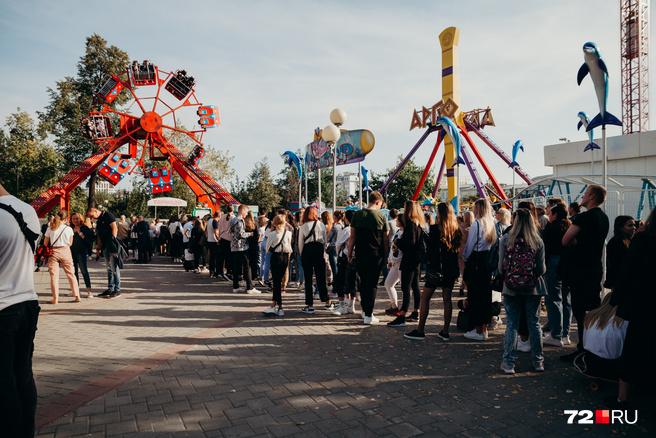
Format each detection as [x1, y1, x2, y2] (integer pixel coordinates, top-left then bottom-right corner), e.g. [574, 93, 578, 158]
[2, 180, 655, 435]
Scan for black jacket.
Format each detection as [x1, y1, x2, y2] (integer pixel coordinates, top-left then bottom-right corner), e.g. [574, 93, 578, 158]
[397, 221, 422, 271]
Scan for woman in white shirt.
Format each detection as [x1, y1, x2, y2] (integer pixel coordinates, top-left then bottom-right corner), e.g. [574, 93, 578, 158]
[462, 199, 496, 341]
[298, 207, 328, 314]
[384, 216, 404, 315]
[44, 213, 80, 304]
[262, 214, 292, 316]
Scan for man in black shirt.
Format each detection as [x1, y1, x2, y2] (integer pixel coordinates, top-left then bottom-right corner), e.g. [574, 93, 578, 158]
[561, 185, 609, 359]
[87, 207, 121, 298]
[348, 191, 389, 325]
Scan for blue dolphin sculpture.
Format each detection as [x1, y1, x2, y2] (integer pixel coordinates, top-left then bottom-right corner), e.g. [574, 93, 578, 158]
[435, 116, 465, 166]
[282, 150, 303, 179]
[576, 111, 600, 152]
[577, 42, 622, 131]
[510, 140, 524, 168]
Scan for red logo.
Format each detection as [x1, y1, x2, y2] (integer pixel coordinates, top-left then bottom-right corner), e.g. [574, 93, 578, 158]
[595, 410, 610, 424]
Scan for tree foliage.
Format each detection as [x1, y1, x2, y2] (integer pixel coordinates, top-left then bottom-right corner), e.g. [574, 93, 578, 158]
[38, 34, 129, 208]
[370, 156, 434, 209]
[233, 159, 281, 212]
[0, 110, 62, 201]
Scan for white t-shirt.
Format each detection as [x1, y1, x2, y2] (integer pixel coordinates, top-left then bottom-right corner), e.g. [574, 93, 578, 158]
[168, 221, 181, 236]
[583, 319, 629, 360]
[206, 218, 219, 243]
[0, 195, 40, 310]
[45, 224, 73, 247]
[182, 221, 194, 243]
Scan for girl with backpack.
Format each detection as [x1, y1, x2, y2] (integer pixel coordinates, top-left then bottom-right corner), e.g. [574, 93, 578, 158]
[405, 202, 462, 340]
[387, 201, 425, 327]
[298, 207, 328, 314]
[498, 208, 547, 374]
[462, 199, 497, 341]
[262, 214, 292, 316]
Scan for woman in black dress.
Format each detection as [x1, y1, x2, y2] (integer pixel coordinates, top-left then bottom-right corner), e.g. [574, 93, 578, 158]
[404, 202, 462, 340]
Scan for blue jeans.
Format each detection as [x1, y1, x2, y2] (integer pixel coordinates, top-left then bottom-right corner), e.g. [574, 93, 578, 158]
[544, 255, 571, 339]
[502, 294, 543, 368]
[73, 250, 91, 289]
[296, 254, 304, 283]
[260, 238, 271, 281]
[103, 248, 121, 292]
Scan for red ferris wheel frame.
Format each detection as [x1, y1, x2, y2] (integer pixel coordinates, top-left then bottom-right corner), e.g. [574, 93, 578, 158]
[31, 62, 236, 218]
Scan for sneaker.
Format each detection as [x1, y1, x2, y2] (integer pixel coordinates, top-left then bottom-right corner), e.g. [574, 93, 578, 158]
[262, 306, 278, 316]
[464, 329, 486, 341]
[324, 302, 335, 311]
[363, 315, 379, 325]
[488, 316, 499, 330]
[97, 289, 112, 298]
[233, 288, 245, 293]
[404, 329, 425, 340]
[406, 311, 419, 322]
[246, 288, 262, 295]
[500, 363, 516, 375]
[84, 288, 93, 298]
[387, 315, 406, 327]
[258, 279, 265, 287]
[301, 306, 315, 314]
[384, 307, 399, 316]
[437, 330, 451, 341]
[562, 336, 572, 345]
[108, 290, 121, 298]
[534, 363, 545, 372]
[515, 337, 531, 352]
[331, 302, 347, 316]
[543, 333, 564, 347]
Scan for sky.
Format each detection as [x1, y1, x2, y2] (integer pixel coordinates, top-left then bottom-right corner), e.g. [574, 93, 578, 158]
[1, 0, 654, 187]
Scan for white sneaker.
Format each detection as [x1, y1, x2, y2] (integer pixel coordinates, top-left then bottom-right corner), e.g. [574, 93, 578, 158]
[500, 362, 516, 375]
[543, 333, 564, 347]
[331, 302, 346, 316]
[246, 288, 262, 295]
[516, 337, 531, 352]
[233, 288, 245, 293]
[563, 336, 572, 345]
[464, 329, 486, 341]
[262, 306, 278, 315]
[363, 315, 379, 325]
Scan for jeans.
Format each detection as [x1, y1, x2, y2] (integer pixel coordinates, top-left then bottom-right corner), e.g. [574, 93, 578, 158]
[502, 294, 543, 368]
[544, 255, 572, 340]
[384, 264, 401, 307]
[232, 250, 253, 290]
[207, 242, 219, 276]
[327, 247, 338, 278]
[296, 254, 304, 283]
[104, 247, 121, 292]
[400, 264, 421, 312]
[217, 239, 232, 276]
[72, 250, 91, 289]
[270, 252, 290, 306]
[260, 238, 270, 281]
[357, 255, 383, 317]
[301, 242, 328, 306]
[0, 300, 40, 438]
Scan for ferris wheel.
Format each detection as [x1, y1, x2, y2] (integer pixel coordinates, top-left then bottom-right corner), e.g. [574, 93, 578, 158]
[32, 60, 237, 217]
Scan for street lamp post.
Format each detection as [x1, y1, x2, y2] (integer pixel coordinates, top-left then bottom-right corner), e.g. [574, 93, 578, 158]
[322, 108, 346, 213]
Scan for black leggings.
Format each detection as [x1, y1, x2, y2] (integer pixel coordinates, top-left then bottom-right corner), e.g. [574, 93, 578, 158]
[270, 252, 290, 307]
[465, 251, 492, 327]
[400, 264, 421, 312]
[334, 254, 357, 299]
[301, 242, 328, 306]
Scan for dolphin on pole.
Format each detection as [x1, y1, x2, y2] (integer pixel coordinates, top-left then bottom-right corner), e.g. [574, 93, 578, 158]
[510, 140, 524, 168]
[576, 111, 600, 152]
[435, 116, 465, 166]
[282, 150, 303, 179]
[577, 42, 622, 131]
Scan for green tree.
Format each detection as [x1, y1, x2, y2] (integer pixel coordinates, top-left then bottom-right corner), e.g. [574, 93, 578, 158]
[0, 110, 62, 201]
[370, 156, 434, 209]
[38, 34, 129, 209]
[234, 159, 281, 212]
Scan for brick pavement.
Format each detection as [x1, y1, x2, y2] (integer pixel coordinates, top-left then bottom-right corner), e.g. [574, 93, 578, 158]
[32, 257, 653, 437]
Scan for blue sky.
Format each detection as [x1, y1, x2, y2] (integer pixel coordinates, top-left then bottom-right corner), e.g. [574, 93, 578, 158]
[1, 0, 653, 185]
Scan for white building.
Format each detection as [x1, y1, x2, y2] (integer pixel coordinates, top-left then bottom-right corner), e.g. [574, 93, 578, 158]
[336, 172, 360, 197]
[96, 179, 118, 194]
[541, 130, 656, 221]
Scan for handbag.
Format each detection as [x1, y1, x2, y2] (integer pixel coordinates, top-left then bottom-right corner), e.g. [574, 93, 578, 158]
[44, 226, 68, 258]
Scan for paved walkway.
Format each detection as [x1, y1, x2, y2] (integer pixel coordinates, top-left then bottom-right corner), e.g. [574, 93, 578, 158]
[32, 257, 652, 437]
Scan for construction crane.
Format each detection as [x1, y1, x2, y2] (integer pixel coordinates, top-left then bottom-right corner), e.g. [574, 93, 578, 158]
[620, 0, 650, 134]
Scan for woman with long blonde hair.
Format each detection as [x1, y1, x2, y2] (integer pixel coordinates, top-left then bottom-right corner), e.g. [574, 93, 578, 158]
[405, 202, 463, 340]
[461, 198, 497, 341]
[387, 200, 426, 327]
[498, 208, 546, 374]
[44, 212, 80, 304]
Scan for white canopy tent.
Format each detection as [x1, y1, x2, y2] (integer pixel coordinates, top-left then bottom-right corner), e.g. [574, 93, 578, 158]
[147, 197, 187, 218]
